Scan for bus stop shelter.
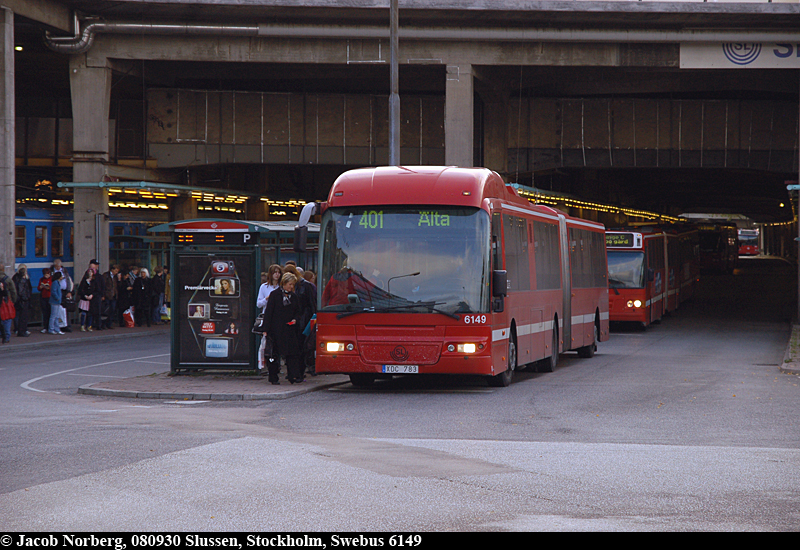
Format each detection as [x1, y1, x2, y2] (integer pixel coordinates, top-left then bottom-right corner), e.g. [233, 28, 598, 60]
[149, 219, 318, 372]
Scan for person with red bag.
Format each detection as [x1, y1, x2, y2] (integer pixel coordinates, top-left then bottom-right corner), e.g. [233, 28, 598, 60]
[1, 265, 18, 344]
[38, 267, 52, 334]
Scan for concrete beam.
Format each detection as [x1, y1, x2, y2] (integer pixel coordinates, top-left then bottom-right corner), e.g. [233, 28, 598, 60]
[90, 34, 626, 68]
[0, 0, 72, 32]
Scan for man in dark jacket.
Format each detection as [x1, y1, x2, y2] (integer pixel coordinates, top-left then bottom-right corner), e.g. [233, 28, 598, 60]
[151, 267, 166, 325]
[102, 265, 119, 329]
[12, 265, 32, 337]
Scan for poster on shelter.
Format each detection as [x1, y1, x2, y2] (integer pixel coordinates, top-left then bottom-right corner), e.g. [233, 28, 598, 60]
[177, 254, 252, 365]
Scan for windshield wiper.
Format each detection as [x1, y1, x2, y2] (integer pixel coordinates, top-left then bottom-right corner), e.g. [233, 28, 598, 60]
[336, 301, 459, 320]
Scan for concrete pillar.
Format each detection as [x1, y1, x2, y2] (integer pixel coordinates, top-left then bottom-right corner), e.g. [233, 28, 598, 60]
[69, 54, 111, 274]
[482, 97, 509, 175]
[445, 64, 474, 168]
[169, 195, 198, 222]
[246, 198, 269, 221]
[0, 9, 14, 273]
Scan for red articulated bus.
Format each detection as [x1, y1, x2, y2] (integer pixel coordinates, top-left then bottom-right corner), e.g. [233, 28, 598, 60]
[663, 224, 701, 311]
[296, 166, 609, 387]
[672, 225, 700, 305]
[737, 228, 759, 256]
[606, 228, 667, 327]
[606, 225, 700, 328]
[698, 223, 739, 272]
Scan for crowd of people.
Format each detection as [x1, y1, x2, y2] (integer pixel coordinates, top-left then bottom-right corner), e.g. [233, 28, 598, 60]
[2, 258, 319, 389]
[256, 262, 317, 385]
[0, 260, 170, 343]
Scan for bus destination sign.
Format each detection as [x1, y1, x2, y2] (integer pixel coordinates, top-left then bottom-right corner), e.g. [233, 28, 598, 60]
[606, 233, 636, 248]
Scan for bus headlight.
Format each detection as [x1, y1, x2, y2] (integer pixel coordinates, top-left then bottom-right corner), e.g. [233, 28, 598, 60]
[326, 342, 354, 352]
[448, 343, 477, 353]
[626, 300, 642, 308]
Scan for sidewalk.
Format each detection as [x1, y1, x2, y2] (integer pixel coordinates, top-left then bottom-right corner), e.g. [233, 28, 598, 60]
[3, 321, 171, 349]
[4, 321, 350, 400]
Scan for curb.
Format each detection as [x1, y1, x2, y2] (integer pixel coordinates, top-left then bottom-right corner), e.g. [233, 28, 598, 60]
[77, 375, 349, 401]
[780, 324, 800, 375]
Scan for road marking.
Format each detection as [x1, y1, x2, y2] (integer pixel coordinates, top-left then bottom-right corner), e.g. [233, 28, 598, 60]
[20, 354, 169, 394]
[67, 373, 127, 378]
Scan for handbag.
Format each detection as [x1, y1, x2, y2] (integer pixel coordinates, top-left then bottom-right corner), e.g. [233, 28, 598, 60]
[64, 296, 76, 312]
[252, 307, 268, 334]
[0, 297, 15, 321]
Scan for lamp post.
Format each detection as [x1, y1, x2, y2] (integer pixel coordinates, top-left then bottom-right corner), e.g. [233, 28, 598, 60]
[389, 0, 400, 166]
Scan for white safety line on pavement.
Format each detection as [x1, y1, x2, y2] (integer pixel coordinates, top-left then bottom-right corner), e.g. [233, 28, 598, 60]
[20, 354, 170, 394]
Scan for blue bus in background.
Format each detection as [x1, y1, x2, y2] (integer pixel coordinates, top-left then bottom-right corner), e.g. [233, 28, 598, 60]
[14, 206, 75, 287]
[14, 206, 169, 324]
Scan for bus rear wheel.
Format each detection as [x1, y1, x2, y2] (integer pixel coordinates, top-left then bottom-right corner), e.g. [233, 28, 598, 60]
[488, 339, 516, 387]
[538, 326, 559, 373]
[577, 323, 598, 358]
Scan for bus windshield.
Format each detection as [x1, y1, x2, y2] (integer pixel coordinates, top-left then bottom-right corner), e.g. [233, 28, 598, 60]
[739, 232, 758, 246]
[319, 206, 491, 316]
[607, 251, 645, 289]
[699, 232, 723, 252]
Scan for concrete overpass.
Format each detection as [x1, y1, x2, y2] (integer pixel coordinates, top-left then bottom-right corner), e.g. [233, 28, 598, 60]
[2, 0, 800, 273]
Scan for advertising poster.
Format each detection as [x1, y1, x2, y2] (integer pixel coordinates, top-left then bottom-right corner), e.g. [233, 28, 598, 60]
[177, 254, 253, 366]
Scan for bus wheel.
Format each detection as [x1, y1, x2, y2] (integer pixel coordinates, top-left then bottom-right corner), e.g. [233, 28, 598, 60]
[349, 374, 376, 387]
[488, 339, 516, 387]
[539, 326, 559, 373]
[577, 323, 598, 358]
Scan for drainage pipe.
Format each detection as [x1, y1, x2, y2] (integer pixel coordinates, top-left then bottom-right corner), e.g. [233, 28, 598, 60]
[45, 19, 800, 55]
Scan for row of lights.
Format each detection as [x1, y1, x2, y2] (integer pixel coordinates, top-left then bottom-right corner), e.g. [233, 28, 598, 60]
[514, 186, 683, 224]
[20, 180, 308, 215]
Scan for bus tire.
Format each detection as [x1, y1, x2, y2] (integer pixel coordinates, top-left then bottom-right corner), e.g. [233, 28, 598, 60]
[577, 322, 598, 359]
[349, 374, 376, 387]
[539, 325, 559, 373]
[488, 338, 516, 387]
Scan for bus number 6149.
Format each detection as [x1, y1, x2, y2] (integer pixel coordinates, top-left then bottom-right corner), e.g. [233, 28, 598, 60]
[464, 315, 487, 324]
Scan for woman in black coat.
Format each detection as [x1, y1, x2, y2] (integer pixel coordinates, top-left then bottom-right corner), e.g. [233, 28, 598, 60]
[132, 268, 154, 327]
[264, 272, 304, 385]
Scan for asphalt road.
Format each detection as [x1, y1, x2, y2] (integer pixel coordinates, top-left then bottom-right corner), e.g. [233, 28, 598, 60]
[1, 257, 799, 532]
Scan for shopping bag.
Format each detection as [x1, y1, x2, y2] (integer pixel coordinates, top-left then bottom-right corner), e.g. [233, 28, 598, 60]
[160, 305, 170, 321]
[123, 307, 135, 328]
[57, 305, 67, 327]
[0, 297, 15, 321]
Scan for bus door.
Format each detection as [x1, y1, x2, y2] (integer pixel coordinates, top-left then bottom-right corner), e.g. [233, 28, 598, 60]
[558, 214, 571, 352]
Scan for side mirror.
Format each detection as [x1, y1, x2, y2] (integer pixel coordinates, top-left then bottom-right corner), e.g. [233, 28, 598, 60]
[294, 225, 308, 253]
[492, 270, 507, 297]
[646, 268, 655, 282]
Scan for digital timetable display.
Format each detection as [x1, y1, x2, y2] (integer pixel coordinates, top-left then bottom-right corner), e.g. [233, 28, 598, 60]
[175, 232, 257, 245]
